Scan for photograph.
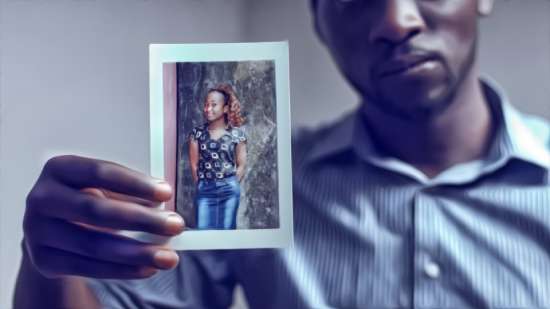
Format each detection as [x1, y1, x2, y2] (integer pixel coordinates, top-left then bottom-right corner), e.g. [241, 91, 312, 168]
[148, 42, 293, 250]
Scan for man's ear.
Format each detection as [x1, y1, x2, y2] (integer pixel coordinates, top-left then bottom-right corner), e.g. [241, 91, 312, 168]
[478, 0, 495, 16]
[310, 0, 317, 10]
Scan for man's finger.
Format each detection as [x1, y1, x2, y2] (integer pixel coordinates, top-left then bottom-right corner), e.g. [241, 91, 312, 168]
[101, 189, 163, 207]
[28, 180, 184, 236]
[44, 155, 171, 202]
[82, 187, 161, 208]
[29, 218, 179, 270]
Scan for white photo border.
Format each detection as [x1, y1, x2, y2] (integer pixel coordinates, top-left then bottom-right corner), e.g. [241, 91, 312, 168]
[147, 42, 293, 250]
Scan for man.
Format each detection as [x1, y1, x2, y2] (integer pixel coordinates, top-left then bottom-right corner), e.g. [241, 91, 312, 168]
[14, 0, 550, 308]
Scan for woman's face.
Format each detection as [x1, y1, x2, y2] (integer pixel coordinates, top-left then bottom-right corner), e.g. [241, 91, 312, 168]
[204, 91, 227, 123]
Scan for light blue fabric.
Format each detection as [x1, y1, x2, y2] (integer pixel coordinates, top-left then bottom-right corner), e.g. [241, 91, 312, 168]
[88, 80, 550, 308]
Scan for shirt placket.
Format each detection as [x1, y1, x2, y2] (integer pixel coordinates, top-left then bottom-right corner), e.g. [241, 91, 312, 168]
[413, 187, 447, 308]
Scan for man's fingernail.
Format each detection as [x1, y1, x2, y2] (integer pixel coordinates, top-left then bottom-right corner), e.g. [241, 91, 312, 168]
[153, 178, 169, 187]
[153, 249, 179, 269]
[153, 179, 172, 200]
[165, 213, 185, 234]
[157, 182, 172, 193]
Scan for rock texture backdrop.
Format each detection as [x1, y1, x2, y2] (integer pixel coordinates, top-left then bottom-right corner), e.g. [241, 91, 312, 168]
[175, 61, 279, 229]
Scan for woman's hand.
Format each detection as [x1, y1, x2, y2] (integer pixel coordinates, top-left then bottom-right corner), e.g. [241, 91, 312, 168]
[189, 139, 199, 184]
[23, 155, 185, 280]
[235, 142, 247, 182]
[236, 167, 244, 182]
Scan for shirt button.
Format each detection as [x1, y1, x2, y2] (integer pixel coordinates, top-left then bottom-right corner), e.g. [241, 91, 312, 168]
[424, 261, 441, 279]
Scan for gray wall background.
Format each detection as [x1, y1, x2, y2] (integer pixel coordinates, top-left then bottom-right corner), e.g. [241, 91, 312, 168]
[1, 1, 549, 308]
[175, 61, 279, 229]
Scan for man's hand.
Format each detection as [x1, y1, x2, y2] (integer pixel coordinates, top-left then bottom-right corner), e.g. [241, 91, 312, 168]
[23, 155, 185, 280]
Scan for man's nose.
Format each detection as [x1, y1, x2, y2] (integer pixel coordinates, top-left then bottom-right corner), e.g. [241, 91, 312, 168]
[368, 0, 426, 45]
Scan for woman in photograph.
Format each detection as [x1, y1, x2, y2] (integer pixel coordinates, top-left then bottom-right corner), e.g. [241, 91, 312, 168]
[188, 84, 247, 230]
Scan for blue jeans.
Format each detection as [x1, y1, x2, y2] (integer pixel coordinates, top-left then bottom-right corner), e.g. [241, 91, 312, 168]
[195, 176, 241, 230]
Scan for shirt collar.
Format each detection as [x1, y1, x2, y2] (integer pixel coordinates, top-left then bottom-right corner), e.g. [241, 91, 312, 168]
[305, 78, 550, 170]
[305, 111, 358, 164]
[482, 76, 550, 169]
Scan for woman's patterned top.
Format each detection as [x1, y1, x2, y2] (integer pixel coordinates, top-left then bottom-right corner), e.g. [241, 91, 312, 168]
[189, 124, 247, 180]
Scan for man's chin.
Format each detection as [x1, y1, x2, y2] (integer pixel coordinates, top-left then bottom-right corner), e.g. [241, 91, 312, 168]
[379, 93, 454, 121]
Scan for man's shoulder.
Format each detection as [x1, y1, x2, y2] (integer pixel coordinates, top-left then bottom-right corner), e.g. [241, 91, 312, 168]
[291, 125, 331, 152]
[291, 113, 354, 168]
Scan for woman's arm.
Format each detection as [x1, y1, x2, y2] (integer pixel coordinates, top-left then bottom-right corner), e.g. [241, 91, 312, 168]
[189, 139, 199, 184]
[235, 142, 247, 182]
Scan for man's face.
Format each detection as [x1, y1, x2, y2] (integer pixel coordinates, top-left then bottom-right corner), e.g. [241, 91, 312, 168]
[313, 0, 493, 120]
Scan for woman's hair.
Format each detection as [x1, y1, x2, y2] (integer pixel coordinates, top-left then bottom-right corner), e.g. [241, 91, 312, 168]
[206, 84, 245, 127]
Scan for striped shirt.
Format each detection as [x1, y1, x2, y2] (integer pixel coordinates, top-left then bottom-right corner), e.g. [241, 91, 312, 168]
[89, 80, 550, 309]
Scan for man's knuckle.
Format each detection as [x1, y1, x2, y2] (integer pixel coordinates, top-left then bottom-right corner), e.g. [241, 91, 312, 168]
[43, 157, 58, 172]
[26, 186, 49, 209]
[22, 214, 35, 237]
[31, 248, 52, 273]
[133, 266, 157, 278]
[43, 155, 71, 173]
[79, 196, 105, 222]
[38, 259, 64, 278]
[90, 162, 112, 181]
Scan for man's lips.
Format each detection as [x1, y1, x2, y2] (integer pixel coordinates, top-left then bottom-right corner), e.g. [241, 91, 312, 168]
[376, 54, 438, 79]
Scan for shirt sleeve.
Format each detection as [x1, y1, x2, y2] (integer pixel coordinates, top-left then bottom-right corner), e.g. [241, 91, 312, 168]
[86, 251, 237, 309]
[188, 127, 199, 142]
[232, 127, 247, 144]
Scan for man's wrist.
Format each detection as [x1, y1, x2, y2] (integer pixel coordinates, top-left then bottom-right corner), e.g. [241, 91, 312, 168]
[15, 238, 101, 309]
